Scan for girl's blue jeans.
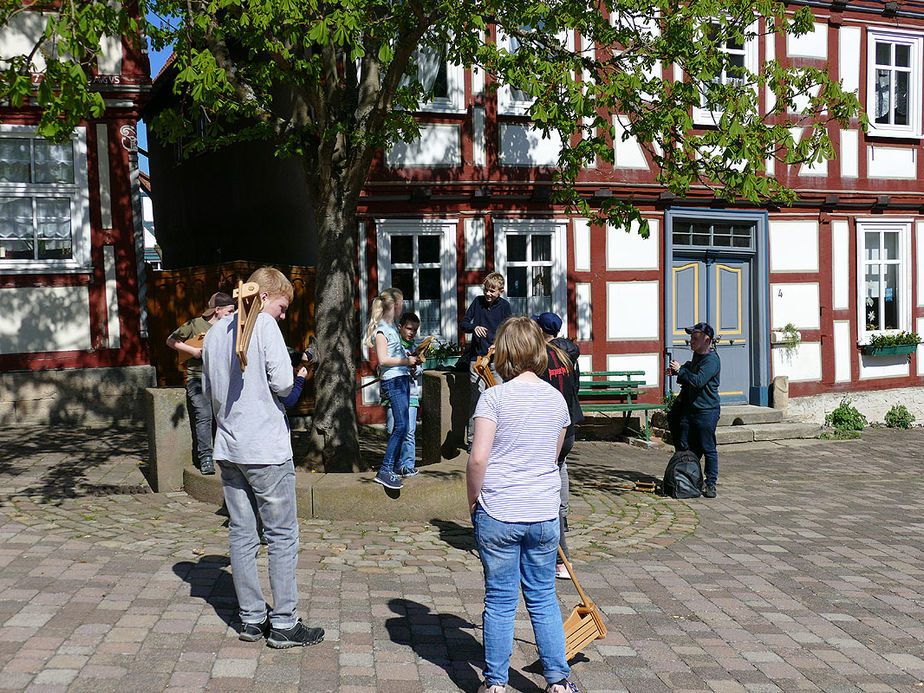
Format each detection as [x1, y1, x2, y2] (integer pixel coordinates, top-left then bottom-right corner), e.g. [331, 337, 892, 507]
[385, 404, 418, 472]
[379, 376, 409, 474]
[473, 506, 570, 687]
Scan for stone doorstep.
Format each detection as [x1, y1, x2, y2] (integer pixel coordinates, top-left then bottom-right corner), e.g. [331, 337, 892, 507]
[182, 458, 470, 522]
[716, 421, 825, 444]
[719, 405, 784, 426]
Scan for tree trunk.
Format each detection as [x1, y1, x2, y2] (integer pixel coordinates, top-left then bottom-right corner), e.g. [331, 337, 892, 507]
[310, 187, 362, 472]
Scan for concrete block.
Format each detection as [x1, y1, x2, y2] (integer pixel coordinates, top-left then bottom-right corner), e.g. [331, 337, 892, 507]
[716, 426, 756, 444]
[145, 387, 192, 492]
[421, 370, 470, 464]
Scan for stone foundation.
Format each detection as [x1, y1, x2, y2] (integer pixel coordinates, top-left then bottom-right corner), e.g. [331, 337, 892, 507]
[789, 386, 924, 425]
[0, 365, 156, 426]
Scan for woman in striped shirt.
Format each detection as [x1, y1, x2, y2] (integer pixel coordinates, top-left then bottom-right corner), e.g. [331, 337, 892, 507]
[468, 316, 577, 693]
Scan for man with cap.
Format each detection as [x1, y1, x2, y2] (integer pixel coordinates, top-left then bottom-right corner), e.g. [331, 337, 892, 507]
[532, 312, 583, 578]
[668, 322, 721, 498]
[166, 292, 236, 475]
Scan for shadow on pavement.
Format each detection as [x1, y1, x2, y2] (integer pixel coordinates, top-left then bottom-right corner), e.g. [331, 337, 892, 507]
[0, 425, 149, 503]
[385, 598, 547, 692]
[173, 555, 238, 628]
[430, 518, 477, 554]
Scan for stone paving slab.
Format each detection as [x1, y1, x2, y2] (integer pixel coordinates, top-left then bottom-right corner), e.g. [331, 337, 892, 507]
[0, 425, 923, 692]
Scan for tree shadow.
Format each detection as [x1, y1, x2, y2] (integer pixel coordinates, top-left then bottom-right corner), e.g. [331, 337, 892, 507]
[173, 555, 239, 629]
[0, 425, 149, 504]
[384, 598, 543, 693]
[429, 518, 477, 554]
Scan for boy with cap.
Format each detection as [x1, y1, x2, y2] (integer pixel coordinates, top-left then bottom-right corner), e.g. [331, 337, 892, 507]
[668, 322, 721, 498]
[166, 292, 236, 475]
[533, 312, 583, 579]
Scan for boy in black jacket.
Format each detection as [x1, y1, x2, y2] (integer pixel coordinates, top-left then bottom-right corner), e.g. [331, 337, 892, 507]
[668, 322, 721, 498]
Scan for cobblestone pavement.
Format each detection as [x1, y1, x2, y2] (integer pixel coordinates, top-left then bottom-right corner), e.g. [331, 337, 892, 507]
[0, 425, 922, 692]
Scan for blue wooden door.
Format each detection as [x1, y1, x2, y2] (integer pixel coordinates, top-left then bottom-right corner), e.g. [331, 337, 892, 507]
[670, 258, 750, 405]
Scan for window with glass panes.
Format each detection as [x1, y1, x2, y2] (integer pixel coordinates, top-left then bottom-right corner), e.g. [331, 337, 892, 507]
[505, 232, 553, 316]
[0, 135, 77, 262]
[672, 220, 754, 250]
[861, 226, 905, 332]
[867, 30, 922, 137]
[389, 232, 443, 336]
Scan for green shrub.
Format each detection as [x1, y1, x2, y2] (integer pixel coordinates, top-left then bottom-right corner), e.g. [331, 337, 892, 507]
[825, 398, 867, 431]
[884, 404, 915, 429]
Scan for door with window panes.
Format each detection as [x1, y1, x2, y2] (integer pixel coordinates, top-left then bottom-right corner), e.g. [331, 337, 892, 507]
[670, 219, 755, 406]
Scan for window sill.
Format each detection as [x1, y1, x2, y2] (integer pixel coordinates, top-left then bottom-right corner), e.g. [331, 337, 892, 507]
[0, 264, 93, 275]
[858, 344, 918, 356]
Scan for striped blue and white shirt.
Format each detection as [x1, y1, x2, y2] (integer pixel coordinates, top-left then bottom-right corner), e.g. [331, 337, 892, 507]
[474, 378, 570, 523]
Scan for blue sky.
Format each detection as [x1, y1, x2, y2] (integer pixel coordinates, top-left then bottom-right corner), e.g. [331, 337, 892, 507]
[137, 12, 174, 175]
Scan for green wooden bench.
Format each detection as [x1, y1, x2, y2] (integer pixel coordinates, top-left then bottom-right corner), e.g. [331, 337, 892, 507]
[579, 370, 667, 441]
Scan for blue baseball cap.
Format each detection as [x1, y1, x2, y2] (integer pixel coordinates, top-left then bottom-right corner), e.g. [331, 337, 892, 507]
[532, 312, 563, 336]
[685, 322, 714, 340]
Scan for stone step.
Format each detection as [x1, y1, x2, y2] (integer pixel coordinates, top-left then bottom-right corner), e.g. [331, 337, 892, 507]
[716, 421, 824, 445]
[719, 405, 783, 426]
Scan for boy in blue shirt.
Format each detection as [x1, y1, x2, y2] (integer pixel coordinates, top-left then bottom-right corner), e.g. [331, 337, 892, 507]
[382, 312, 422, 477]
[461, 272, 511, 448]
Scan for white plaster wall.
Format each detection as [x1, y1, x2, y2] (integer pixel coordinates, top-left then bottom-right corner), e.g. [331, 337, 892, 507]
[96, 124, 113, 230]
[833, 320, 852, 382]
[0, 286, 91, 354]
[859, 353, 909, 380]
[867, 146, 916, 179]
[832, 220, 850, 310]
[771, 283, 820, 329]
[97, 35, 122, 75]
[361, 376, 380, 406]
[499, 124, 561, 167]
[769, 220, 818, 272]
[839, 130, 858, 178]
[918, 316, 924, 376]
[606, 353, 661, 391]
[577, 354, 593, 381]
[0, 12, 49, 71]
[772, 341, 822, 382]
[612, 116, 649, 170]
[472, 108, 486, 167]
[573, 218, 591, 272]
[576, 283, 592, 341]
[787, 22, 827, 59]
[606, 219, 659, 270]
[917, 221, 924, 306]
[839, 26, 861, 95]
[464, 217, 485, 270]
[765, 32, 776, 113]
[386, 124, 461, 167]
[103, 245, 120, 350]
[465, 285, 481, 309]
[788, 386, 924, 425]
[606, 282, 659, 340]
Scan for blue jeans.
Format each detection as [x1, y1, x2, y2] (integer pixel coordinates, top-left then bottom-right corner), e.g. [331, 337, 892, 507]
[473, 507, 570, 687]
[670, 406, 720, 485]
[386, 404, 418, 471]
[186, 378, 213, 463]
[379, 376, 409, 474]
[217, 459, 300, 629]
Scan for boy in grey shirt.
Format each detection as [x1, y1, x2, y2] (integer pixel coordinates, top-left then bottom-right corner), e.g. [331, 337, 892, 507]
[202, 267, 323, 648]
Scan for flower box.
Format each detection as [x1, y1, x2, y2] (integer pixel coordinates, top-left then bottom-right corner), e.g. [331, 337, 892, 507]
[859, 344, 918, 356]
[425, 356, 459, 369]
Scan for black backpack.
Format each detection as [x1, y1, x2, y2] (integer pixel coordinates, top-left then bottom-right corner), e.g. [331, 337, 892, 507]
[662, 450, 703, 499]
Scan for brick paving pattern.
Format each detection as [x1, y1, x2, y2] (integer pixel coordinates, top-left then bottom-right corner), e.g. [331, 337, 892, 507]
[0, 425, 922, 691]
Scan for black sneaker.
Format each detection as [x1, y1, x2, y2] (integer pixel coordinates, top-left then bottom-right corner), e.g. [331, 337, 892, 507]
[703, 483, 717, 498]
[266, 620, 324, 649]
[200, 456, 215, 475]
[238, 617, 269, 642]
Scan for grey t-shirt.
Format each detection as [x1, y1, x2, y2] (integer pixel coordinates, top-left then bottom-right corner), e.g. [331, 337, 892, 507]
[202, 312, 294, 465]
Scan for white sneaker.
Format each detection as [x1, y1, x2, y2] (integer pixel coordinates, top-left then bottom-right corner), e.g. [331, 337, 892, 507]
[555, 563, 571, 580]
[476, 684, 505, 693]
[546, 680, 579, 693]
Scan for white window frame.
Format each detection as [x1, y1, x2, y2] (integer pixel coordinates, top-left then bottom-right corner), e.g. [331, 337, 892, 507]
[493, 218, 568, 324]
[866, 28, 923, 139]
[692, 21, 758, 126]
[375, 218, 459, 344]
[0, 125, 90, 274]
[497, 28, 574, 116]
[405, 45, 466, 114]
[855, 217, 912, 344]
